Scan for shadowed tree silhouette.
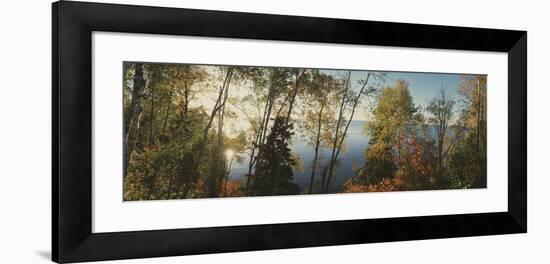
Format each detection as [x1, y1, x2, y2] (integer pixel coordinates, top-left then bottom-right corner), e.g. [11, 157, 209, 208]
[248, 117, 300, 196]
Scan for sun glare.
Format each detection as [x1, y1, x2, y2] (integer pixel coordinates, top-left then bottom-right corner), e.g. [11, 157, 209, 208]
[225, 149, 234, 161]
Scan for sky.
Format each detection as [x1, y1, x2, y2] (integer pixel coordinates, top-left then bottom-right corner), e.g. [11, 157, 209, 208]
[187, 65, 470, 132]
[384, 71, 461, 106]
[326, 70, 464, 121]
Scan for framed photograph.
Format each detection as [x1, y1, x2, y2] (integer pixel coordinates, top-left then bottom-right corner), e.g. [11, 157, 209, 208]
[52, 1, 526, 263]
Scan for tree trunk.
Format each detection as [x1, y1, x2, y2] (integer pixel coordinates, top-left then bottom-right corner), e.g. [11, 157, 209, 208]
[284, 70, 304, 127]
[161, 89, 174, 142]
[245, 88, 273, 191]
[216, 71, 232, 194]
[184, 81, 189, 118]
[259, 86, 275, 147]
[245, 131, 260, 190]
[207, 68, 234, 197]
[325, 72, 351, 192]
[186, 67, 234, 196]
[320, 166, 328, 191]
[308, 101, 326, 194]
[476, 78, 481, 152]
[149, 79, 155, 149]
[123, 63, 146, 178]
[167, 173, 173, 199]
[325, 72, 372, 193]
[271, 70, 304, 193]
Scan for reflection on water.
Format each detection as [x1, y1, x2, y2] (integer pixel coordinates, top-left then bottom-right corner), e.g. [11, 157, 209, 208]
[229, 120, 369, 193]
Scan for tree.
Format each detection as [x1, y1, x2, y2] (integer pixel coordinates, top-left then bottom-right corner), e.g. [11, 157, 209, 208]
[231, 73, 268, 190]
[367, 80, 417, 147]
[447, 75, 487, 188]
[354, 80, 419, 189]
[248, 117, 300, 196]
[123, 62, 488, 200]
[200, 66, 262, 197]
[123, 64, 211, 200]
[426, 87, 455, 186]
[123, 63, 146, 178]
[458, 75, 487, 153]
[238, 68, 293, 192]
[322, 71, 379, 193]
[356, 140, 397, 186]
[283, 68, 308, 127]
[301, 71, 335, 193]
[205, 66, 235, 197]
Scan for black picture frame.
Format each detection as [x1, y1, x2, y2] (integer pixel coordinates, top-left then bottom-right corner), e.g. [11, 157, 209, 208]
[52, 1, 527, 263]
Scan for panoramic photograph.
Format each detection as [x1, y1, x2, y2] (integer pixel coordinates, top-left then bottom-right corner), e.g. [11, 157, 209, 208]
[122, 62, 487, 201]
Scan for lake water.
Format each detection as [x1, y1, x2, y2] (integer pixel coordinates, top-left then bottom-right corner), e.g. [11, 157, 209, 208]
[229, 120, 370, 193]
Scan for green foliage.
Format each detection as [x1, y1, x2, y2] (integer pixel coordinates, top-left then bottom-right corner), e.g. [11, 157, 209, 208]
[123, 61, 487, 201]
[366, 80, 418, 143]
[350, 77, 487, 192]
[358, 141, 396, 185]
[356, 80, 417, 189]
[447, 75, 487, 188]
[448, 134, 487, 188]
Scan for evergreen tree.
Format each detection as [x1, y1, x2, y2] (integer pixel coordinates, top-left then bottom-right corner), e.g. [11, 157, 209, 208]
[249, 117, 300, 196]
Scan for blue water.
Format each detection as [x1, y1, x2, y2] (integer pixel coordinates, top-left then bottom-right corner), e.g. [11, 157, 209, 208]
[229, 120, 370, 193]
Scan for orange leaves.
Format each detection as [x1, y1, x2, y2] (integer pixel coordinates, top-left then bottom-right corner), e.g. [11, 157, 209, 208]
[221, 180, 243, 197]
[342, 180, 370, 193]
[142, 144, 160, 152]
[406, 137, 436, 183]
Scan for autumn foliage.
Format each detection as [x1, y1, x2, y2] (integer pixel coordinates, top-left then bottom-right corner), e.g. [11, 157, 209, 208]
[122, 62, 486, 201]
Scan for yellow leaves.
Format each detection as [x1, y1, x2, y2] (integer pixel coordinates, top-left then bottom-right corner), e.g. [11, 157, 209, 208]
[342, 177, 399, 193]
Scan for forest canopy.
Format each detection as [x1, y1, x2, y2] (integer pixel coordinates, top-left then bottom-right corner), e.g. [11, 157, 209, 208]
[122, 62, 487, 201]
